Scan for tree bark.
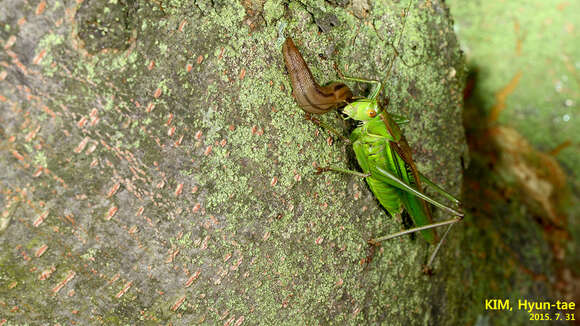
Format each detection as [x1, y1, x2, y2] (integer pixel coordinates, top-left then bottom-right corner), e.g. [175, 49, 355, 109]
[0, 0, 466, 324]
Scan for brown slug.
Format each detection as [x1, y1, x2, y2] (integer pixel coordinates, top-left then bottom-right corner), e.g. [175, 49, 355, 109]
[282, 37, 352, 114]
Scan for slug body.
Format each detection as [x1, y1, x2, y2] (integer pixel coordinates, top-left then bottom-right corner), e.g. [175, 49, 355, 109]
[282, 37, 352, 114]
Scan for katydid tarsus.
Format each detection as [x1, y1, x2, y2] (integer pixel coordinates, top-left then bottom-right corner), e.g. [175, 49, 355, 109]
[281, 4, 464, 270]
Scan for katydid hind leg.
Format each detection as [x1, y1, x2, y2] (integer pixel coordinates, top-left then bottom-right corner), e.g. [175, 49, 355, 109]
[372, 166, 463, 217]
[424, 223, 455, 272]
[418, 172, 461, 206]
[369, 215, 462, 244]
[316, 161, 459, 246]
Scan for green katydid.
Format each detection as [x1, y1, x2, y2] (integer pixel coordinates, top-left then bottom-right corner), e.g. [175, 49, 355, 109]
[281, 5, 464, 269]
[317, 75, 464, 268]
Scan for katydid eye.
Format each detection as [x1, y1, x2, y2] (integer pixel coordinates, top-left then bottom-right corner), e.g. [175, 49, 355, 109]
[367, 109, 377, 117]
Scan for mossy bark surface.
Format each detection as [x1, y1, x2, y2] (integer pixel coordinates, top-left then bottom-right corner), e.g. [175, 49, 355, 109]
[0, 1, 466, 324]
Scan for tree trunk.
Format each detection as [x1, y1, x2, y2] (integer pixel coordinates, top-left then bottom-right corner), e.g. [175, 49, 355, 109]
[0, 0, 466, 324]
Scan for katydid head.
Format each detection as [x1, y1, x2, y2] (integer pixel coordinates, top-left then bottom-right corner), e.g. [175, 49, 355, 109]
[342, 98, 382, 121]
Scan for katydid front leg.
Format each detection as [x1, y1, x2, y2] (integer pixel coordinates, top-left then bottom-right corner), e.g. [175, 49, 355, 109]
[338, 75, 384, 100]
[304, 113, 351, 144]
